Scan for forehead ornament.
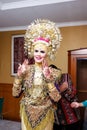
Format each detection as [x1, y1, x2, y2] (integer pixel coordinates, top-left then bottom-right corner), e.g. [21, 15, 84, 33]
[33, 37, 51, 46]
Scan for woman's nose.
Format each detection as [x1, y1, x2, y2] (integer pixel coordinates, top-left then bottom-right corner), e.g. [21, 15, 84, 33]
[37, 51, 41, 55]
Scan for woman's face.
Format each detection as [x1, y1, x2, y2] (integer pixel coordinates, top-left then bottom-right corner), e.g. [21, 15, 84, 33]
[34, 43, 48, 63]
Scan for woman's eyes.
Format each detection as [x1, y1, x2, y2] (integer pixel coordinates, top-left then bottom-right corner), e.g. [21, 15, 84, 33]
[34, 50, 45, 53]
[35, 50, 38, 52]
[40, 50, 45, 53]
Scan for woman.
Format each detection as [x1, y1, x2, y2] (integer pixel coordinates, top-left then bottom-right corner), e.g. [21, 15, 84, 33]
[54, 73, 81, 130]
[12, 19, 62, 130]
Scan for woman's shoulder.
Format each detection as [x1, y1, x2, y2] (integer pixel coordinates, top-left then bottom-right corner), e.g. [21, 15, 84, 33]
[49, 64, 61, 70]
[49, 64, 62, 79]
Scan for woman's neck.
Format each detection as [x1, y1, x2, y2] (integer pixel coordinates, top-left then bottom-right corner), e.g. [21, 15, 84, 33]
[35, 62, 42, 68]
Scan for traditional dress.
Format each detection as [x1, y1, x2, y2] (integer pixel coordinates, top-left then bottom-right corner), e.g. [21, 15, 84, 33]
[54, 73, 81, 130]
[12, 64, 61, 130]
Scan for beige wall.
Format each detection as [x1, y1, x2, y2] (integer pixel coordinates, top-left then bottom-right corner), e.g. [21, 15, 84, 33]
[0, 25, 87, 83]
[0, 30, 25, 83]
[53, 26, 87, 71]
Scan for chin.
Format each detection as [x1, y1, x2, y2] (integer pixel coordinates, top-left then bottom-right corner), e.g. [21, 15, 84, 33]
[34, 58, 43, 63]
[35, 60, 42, 63]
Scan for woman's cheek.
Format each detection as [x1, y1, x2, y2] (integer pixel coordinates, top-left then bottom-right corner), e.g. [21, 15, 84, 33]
[41, 53, 47, 59]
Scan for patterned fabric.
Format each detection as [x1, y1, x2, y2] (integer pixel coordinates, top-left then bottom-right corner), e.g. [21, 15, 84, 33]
[21, 104, 54, 130]
[55, 73, 80, 125]
[12, 64, 61, 130]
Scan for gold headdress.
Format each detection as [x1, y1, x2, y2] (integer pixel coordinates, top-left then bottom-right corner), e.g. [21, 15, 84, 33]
[24, 19, 62, 60]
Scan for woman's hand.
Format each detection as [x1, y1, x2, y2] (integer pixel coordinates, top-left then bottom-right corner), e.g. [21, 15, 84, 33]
[17, 59, 28, 76]
[42, 60, 50, 78]
[71, 102, 81, 108]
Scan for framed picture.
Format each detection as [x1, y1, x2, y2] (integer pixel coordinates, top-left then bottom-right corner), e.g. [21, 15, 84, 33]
[11, 34, 25, 76]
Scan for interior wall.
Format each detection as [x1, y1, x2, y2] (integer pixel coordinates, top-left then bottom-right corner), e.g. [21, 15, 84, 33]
[0, 25, 87, 83]
[52, 25, 87, 73]
[0, 30, 25, 83]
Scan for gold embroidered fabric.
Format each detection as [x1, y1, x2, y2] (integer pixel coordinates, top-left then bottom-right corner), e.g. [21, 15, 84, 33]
[20, 104, 54, 130]
[12, 65, 61, 130]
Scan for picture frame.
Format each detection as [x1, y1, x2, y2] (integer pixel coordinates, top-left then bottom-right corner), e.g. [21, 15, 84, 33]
[11, 34, 25, 76]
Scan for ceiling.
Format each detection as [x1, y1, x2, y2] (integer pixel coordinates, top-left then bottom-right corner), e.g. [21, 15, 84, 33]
[0, 0, 87, 31]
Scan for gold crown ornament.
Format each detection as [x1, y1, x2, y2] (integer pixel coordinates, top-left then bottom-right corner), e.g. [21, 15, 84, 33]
[24, 19, 62, 60]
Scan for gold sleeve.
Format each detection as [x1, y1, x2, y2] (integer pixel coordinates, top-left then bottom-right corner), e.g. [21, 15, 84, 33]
[48, 83, 61, 102]
[12, 76, 23, 97]
[46, 67, 62, 83]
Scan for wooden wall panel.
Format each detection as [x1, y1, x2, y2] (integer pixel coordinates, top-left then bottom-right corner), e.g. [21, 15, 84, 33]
[0, 83, 22, 121]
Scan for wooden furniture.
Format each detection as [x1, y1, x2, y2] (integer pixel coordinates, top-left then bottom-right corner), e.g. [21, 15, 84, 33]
[68, 48, 87, 120]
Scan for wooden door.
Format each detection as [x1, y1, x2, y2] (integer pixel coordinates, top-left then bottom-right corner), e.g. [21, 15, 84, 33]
[68, 48, 87, 120]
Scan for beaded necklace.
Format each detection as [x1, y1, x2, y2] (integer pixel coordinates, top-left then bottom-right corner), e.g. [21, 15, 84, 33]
[28, 65, 46, 88]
